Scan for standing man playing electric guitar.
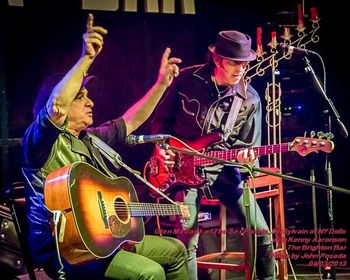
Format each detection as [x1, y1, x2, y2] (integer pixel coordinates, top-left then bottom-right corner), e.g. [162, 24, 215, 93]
[150, 30, 276, 279]
[22, 13, 189, 279]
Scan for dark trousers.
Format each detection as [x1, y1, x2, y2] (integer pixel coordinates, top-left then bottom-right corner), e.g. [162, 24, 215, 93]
[174, 165, 276, 280]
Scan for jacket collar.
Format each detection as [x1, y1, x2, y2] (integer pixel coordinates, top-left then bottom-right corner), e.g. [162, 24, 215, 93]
[69, 133, 92, 159]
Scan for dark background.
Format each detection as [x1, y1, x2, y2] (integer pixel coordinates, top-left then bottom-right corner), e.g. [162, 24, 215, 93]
[1, 0, 350, 276]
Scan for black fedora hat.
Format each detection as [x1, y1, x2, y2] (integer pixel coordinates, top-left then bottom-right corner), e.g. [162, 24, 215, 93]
[208, 30, 256, 62]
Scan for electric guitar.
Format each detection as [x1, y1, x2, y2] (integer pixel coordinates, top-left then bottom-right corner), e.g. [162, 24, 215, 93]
[44, 161, 189, 265]
[144, 133, 334, 197]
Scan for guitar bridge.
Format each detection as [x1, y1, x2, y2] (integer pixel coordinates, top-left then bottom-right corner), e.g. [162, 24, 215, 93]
[97, 191, 109, 229]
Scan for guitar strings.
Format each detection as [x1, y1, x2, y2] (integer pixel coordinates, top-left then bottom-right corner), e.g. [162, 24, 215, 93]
[194, 144, 290, 165]
[104, 202, 183, 215]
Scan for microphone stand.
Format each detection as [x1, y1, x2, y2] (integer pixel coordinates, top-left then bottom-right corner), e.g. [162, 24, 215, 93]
[160, 143, 350, 279]
[304, 56, 349, 280]
[159, 142, 256, 277]
[303, 56, 348, 138]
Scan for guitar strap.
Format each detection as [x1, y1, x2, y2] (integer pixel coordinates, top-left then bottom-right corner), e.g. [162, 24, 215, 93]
[87, 133, 122, 177]
[200, 80, 245, 197]
[222, 94, 243, 141]
[203, 79, 245, 142]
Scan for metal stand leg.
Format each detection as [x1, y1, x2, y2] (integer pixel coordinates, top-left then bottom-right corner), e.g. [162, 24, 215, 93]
[243, 180, 253, 278]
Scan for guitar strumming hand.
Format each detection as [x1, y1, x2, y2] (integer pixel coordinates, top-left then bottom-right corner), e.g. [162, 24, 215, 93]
[144, 133, 335, 197]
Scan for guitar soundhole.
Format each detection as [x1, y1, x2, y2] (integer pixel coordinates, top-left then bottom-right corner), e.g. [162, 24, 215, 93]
[114, 196, 130, 223]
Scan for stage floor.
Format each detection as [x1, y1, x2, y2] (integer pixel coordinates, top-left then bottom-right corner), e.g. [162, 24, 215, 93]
[2, 262, 350, 279]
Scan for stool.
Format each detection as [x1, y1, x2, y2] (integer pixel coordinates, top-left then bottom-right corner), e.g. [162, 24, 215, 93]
[197, 197, 250, 280]
[197, 167, 288, 280]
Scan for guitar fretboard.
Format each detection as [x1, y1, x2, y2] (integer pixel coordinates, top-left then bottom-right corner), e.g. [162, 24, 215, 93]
[193, 143, 290, 166]
[114, 202, 183, 217]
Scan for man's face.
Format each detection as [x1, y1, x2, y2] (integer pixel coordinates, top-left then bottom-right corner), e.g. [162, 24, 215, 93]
[67, 87, 94, 134]
[215, 57, 248, 85]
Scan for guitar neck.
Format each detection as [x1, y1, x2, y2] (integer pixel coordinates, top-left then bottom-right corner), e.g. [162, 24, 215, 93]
[127, 202, 183, 217]
[194, 143, 290, 166]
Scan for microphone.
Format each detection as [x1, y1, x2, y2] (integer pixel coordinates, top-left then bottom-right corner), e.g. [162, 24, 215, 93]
[278, 43, 317, 55]
[126, 134, 171, 145]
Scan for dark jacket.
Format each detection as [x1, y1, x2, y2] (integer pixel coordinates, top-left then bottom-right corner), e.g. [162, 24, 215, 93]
[22, 107, 126, 268]
[151, 63, 261, 150]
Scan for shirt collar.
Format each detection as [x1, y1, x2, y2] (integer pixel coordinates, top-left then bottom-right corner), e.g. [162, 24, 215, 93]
[192, 64, 247, 99]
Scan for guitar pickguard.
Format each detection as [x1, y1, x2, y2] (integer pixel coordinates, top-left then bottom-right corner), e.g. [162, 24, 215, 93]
[108, 215, 130, 238]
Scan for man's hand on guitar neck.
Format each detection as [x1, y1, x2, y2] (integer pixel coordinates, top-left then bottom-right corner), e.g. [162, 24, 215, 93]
[155, 144, 257, 170]
[236, 148, 257, 166]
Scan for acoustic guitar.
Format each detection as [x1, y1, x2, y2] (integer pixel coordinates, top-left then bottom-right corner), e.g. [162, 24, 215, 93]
[44, 161, 189, 264]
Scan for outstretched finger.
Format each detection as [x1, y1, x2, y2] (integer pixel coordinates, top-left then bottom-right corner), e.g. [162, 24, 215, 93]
[86, 13, 94, 31]
[168, 57, 182, 64]
[160, 47, 171, 68]
[91, 26, 108, 35]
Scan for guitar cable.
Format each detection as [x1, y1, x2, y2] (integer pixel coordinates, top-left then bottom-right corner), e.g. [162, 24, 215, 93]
[156, 140, 263, 279]
[215, 164, 276, 280]
[242, 167, 258, 280]
[53, 210, 67, 280]
[246, 168, 278, 280]
[147, 139, 276, 279]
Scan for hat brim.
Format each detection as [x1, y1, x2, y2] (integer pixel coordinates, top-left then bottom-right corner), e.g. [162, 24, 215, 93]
[208, 45, 256, 62]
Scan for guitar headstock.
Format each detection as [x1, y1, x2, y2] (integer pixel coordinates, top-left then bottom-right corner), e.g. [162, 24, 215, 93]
[290, 135, 335, 156]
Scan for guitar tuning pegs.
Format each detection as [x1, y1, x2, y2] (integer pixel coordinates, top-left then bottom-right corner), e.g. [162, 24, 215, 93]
[325, 132, 334, 140]
[310, 131, 316, 138]
[317, 131, 325, 139]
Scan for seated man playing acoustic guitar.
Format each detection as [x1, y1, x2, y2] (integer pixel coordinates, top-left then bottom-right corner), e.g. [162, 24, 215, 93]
[22, 13, 189, 280]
